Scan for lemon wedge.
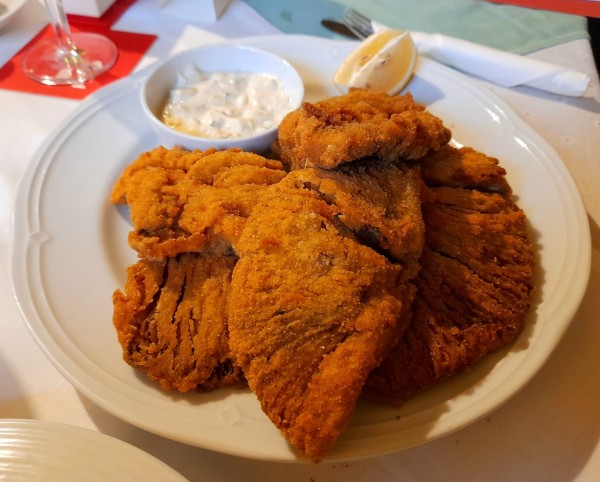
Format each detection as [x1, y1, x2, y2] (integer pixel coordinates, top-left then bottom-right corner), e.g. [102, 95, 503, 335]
[334, 29, 417, 95]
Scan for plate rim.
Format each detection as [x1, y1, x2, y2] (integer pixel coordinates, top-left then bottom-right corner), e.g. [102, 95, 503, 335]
[0, 418, 188, 481]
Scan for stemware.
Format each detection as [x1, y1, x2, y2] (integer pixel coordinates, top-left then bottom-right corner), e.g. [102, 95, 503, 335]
[21, 0, 118, 86]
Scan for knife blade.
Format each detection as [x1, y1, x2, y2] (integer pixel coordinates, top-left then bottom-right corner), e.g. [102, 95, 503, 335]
[321, 19, 360, 40]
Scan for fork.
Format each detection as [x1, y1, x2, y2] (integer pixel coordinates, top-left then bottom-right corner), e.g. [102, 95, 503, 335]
[341, 9, 375, 39]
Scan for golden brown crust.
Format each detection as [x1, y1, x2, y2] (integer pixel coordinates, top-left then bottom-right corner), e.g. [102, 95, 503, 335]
[276, 90, 451, 170]
[420, 144, 511, 194]
[365, 145, 535, 405]
[109, 92, 536, 461]
[112, 253, 245, 392]
[111, 147, 286, 259]
[228, 169, 423, 461]
[110, 146, 218, 205]
[285, 162, 424, 272]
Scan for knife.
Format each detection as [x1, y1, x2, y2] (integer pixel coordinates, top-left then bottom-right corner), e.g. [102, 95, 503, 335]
[321, 19, 360, 40]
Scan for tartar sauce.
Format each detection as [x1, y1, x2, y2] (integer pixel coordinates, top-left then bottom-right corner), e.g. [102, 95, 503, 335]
[162, 64, 294, 139]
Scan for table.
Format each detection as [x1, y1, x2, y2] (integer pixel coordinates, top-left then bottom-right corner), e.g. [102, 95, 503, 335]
[1, 1, 599, 480]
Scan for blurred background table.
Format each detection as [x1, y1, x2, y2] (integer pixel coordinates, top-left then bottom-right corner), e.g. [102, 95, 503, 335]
[1, 1, 599, 480]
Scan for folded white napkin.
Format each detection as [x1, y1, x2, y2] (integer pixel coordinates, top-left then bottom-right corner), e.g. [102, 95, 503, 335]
[373, 21, 590, 97]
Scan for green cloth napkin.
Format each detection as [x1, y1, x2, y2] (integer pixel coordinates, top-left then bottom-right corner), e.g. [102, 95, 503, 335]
[243, 0, 589, 54]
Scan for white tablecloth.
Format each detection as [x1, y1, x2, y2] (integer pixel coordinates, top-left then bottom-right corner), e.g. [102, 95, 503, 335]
[1, 1, 599, 480]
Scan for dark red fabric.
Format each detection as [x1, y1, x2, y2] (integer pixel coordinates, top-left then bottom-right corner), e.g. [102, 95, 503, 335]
[487, 0, 600, 18]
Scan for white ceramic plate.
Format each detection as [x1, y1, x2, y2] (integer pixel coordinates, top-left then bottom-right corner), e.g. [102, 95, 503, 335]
[11, 35, 590, 462]
[0, 419, 188, 481]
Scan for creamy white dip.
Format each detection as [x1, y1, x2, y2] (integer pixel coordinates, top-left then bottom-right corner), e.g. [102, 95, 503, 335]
[162, 64, 294, 139]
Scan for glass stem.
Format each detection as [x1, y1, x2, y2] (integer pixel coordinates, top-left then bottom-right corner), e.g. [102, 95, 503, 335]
[44, 0, 76, 49]
[43, 0, 94, 83]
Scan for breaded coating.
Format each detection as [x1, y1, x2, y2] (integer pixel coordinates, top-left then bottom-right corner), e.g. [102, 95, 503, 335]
[109, 99, 536, 461]
[228, 170, 423, 461]
[420, 144, 511, 194]
[111, 147, 286, 259]
[366, 146, 535, 405]
[110, 146, 217, 204]
[276, 89, 451, 170]
[112, 252, 245, 392]
[286, 162, 424, 272]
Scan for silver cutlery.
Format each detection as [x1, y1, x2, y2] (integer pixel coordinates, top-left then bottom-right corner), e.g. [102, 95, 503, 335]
[320, 18, 359, 39]
[341, 9, 374, 39]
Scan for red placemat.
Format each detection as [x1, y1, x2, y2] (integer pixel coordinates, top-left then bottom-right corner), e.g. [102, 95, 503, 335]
[0, 0, 156, 100]
[487, 0, 600, 17]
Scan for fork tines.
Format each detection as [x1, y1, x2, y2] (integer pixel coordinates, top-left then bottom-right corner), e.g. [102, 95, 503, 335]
[341, 8, 375, 39]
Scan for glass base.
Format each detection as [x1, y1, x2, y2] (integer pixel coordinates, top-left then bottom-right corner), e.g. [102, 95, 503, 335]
[22, 32, 118, 86]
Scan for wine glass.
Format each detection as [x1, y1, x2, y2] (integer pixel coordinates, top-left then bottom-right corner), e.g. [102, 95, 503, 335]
[21, 0, 118, 86]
